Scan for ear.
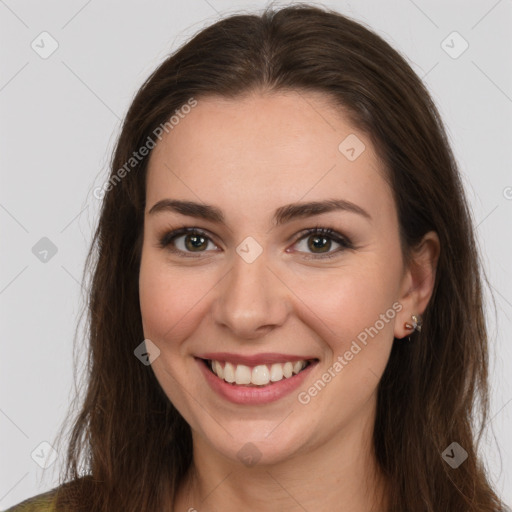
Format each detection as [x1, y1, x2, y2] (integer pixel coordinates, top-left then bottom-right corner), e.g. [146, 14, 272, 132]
[394, 231, 440, 339]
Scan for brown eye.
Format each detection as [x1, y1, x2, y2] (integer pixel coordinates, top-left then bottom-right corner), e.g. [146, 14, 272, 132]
[159, 228, 218, 257]
[182, 232, 209, 252]
[292, 227, 353, 259]
[158, 226, 353, 260]
[307, 234, 332, 253]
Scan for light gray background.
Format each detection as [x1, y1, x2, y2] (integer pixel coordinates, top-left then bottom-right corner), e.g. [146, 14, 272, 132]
[1, 0, 511, 508]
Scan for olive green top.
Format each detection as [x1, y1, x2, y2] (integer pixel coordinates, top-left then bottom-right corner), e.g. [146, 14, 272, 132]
[2, 487, 59, 512]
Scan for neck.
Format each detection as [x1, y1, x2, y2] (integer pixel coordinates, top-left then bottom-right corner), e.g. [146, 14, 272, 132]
[173, 398, 389, 511]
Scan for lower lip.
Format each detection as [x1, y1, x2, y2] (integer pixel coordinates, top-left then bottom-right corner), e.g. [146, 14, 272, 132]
[196, 358, 317, 405]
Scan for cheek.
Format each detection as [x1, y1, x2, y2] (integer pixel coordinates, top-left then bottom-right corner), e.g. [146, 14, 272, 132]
[289, 260, 401, 349]
[292, 268, 400, 418]
[138, 249, 216, 346]
[139, 260, 174, 341]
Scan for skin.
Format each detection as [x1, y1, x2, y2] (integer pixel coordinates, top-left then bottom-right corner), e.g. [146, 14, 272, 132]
[138, 90, 440, 511]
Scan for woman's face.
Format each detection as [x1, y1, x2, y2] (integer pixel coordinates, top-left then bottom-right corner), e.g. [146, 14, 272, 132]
[139, 90, 415, 466]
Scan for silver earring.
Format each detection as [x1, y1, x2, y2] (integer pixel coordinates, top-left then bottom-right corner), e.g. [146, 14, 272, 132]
[404, 314, 422, 334]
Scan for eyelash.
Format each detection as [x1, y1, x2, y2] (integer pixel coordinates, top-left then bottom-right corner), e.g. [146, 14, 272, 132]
[157, 225, 354, 260]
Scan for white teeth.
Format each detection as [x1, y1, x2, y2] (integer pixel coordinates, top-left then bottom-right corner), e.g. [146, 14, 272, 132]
[235, 364, 252, 385]
[223, 362, 236, 383]
[208, 359, 311, 386]
[252, 365, 270, 385]
[293, 361, 305, 374]
[270, 363, 283, 382]
[213, 360, 224, 379]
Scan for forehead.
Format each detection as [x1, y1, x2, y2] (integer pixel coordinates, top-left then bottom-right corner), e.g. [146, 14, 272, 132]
[145, 90, 395, 227]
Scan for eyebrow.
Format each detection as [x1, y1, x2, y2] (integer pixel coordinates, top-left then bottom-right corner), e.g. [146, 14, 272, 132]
[148, 198, 371, 225]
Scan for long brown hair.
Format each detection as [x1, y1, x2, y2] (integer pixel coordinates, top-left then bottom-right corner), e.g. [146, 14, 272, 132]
[52, 4, 508, 511]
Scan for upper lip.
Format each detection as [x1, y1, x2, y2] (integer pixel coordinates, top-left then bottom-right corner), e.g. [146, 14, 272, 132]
[197, 352, 319, 366]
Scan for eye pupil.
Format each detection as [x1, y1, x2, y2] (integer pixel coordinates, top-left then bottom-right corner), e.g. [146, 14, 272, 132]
[309, 235, 331, 253]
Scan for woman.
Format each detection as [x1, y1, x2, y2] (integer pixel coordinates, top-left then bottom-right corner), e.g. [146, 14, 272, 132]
[5, 4, 509, 511]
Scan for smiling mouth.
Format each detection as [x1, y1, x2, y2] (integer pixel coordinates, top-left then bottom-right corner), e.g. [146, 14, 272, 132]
[200, 358, 317, 387]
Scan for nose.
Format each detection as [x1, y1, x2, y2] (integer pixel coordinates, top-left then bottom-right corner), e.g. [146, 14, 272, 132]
[211, 247, 290, 341]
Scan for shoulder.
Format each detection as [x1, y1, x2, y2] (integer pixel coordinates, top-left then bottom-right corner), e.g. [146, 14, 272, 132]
[2, 487, 59, 512]
[2, 477, 94, 512]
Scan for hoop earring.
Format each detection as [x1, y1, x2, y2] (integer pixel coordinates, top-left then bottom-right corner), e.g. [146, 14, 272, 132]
[404, 314, 422, 341]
